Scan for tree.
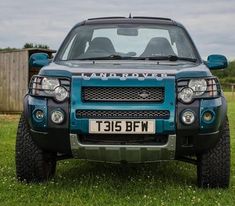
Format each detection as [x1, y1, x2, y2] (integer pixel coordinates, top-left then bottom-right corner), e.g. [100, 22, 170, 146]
[23, 43, 50, 49]
[212, 61, 235, 83]
[0, 47, 18, 52]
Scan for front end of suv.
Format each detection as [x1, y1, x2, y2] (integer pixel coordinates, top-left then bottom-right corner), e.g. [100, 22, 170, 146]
[25, 70, 226, 161]
[16, 16, 230, 188]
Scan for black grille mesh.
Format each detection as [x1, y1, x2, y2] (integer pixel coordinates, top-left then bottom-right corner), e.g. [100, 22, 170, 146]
[82, 87, 164, 102]
[76, 110, 170, 119]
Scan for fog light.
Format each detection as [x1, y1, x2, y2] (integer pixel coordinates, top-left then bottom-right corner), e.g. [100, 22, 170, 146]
[51, 110, 64, 124]
[35, 110, 44, 120]
[203, 111, 214, 122]
[181, 110, 195, 125]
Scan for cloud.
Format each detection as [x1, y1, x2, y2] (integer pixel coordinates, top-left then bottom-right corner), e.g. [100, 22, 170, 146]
[0, 0, 234, 59]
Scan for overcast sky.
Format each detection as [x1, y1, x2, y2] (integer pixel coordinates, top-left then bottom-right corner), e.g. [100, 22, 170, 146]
[0, 0, 235, 59]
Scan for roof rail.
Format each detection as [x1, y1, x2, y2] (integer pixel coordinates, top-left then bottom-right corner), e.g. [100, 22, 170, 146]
[133, 16, 172, 21]
[87, 16, 126, 21]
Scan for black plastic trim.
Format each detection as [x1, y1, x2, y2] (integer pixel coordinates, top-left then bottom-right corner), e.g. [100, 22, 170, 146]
[175, 131, 220, 156]
[30, 129, 71, 154]
[23, 95, 30, 123]
[47, 99, 70, 129]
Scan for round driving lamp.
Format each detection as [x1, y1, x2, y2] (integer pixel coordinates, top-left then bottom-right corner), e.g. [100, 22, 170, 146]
[51, 110, 65, 124]
[181, 110, 195, 125]
[54, 86, 68, 102]
[178, 87, 194, 103]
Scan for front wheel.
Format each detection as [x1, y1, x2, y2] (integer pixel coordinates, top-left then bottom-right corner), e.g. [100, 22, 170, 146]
[16, 114, 57, 182]
[197, 116, 230, 188]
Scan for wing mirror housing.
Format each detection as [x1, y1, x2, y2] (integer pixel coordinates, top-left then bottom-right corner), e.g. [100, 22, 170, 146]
[206, 54, 228, 70]
[29, 53, 51, 68]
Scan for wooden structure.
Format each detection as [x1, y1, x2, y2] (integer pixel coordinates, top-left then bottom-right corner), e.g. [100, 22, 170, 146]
[0, 48, 56, 113]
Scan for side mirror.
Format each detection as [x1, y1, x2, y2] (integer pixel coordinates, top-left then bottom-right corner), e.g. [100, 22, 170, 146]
[206, 54, 228, 70]
[29, 53, 50, 68]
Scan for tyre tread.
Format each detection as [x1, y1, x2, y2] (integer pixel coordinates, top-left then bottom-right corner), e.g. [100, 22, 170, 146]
[15, 114, 56, 182]
[197, 116, 230, 188]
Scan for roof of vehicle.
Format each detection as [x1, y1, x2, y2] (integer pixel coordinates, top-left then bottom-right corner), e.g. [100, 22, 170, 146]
[74, 16, 182, 27]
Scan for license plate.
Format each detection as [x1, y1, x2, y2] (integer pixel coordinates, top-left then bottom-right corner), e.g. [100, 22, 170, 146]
[89, 119, 155, 134]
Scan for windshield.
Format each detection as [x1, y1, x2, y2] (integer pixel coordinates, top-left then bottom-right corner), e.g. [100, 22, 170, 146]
[57, 24, 198, 61]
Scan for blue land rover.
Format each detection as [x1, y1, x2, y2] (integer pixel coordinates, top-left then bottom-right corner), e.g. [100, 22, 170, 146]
[16, 17, 230, 188]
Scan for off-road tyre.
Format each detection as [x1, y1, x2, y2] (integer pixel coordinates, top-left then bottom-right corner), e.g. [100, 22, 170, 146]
[16, 114, 56, 182]
[197, 116, 230, 188]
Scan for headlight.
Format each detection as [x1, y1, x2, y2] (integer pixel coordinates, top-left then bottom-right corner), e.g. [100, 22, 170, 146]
[178, 87, 194, 103]
[177, 77, 220, 104]
[188, 79, 207, 96]
[41, 77, 60, 94]
[30, 76, 70, 102]
[54, 86, 69, 102]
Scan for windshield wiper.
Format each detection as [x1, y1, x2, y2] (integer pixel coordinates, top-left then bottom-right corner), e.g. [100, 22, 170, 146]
[71, 54, 197, 62]
[75, 54, 148, 61]
[145, 55, 197, 62]
[77, 54, 125, 60]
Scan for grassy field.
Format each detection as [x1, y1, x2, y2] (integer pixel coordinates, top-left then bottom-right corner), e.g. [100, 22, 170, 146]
[0, 93, 234, 206]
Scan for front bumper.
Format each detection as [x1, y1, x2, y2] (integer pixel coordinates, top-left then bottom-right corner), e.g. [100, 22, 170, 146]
[28, 95, 226, 159]
[70, 134, 176, 163]
[30, 128, 220, 162]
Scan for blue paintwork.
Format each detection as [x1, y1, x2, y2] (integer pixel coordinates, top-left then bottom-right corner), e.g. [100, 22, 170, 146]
[40, 61, 213, 79]
[69, 76, 176, 134]
[29, 57, 227, 138]
[40, 69, 72, 78]
[200, 98, 222, 133]
[28, 96, 47, 130]
[29, 53, 50, 68]
[34, 60, 225, 135]
[39, 61, 214, 83]
[207, 54, 228, 70]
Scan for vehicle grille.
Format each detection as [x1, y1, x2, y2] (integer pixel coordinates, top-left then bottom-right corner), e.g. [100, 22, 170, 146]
[82, 87, 164, 102]
[76, 110, 170, 119]
[79, 134, 168, 145]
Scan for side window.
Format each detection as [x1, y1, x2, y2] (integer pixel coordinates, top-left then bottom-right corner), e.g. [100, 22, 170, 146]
[174, 29, 195, 58]
[61, 35, 77, 60]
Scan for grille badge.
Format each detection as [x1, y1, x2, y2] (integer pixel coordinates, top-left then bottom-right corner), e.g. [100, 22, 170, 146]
[138, 90, 150, 99]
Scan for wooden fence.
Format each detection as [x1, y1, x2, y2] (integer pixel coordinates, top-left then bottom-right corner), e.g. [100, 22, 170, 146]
[0, 50, 28, 112]
[221, 83, 235, 101]
[0, 49, 55, 113]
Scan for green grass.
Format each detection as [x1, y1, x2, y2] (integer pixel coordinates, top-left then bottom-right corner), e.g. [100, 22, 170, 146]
[0, 93, 234, 206]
